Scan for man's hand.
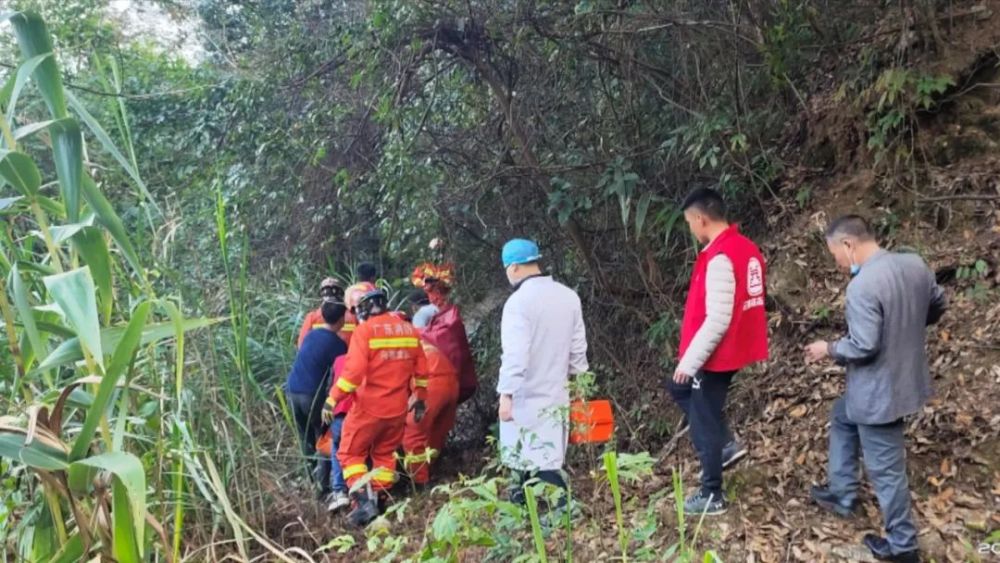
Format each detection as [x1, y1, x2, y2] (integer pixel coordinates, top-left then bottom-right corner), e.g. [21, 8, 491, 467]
[409, 399, 427, 423]
[321, 400, 336, 424]
[498, 394, 513, 422]
[804, 340, 831, 364]
[673, 366, 691, 385]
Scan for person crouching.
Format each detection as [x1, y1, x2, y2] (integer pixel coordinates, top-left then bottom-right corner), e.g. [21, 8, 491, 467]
[402, 338, 460, 487]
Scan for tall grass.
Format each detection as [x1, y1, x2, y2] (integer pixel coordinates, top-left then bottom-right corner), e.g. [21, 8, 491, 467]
[0, 11, 279, 561]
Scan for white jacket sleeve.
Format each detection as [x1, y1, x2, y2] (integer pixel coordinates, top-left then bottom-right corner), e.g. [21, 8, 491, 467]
[678, 254, 735, 375]
[569, 298, 589, 375]
[497, 298, 531, 395]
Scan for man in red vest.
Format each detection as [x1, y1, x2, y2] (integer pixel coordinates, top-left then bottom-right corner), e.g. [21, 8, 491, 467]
[669, 188, 768, 515]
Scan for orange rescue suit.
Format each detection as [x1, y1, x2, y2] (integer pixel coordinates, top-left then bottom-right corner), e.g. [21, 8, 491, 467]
[329, 313, 428, 491]
[402, 341, 459, 485]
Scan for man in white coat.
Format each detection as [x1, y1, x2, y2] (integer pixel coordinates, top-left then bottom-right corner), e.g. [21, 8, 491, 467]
[496, 238, 589, 504]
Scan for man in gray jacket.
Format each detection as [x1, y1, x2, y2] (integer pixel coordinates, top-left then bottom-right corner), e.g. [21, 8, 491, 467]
[805, 215, 946, 563]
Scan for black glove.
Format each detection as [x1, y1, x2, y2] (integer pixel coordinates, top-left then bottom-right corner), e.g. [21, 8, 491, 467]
[410, 399, 427, 423]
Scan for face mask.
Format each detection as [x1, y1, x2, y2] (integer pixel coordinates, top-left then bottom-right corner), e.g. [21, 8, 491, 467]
[843, 243, 860, 277]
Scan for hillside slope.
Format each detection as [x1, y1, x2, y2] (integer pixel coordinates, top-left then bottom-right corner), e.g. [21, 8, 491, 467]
[239, 5, 1000, 562]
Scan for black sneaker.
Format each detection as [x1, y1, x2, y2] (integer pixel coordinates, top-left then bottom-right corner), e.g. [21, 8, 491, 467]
[683, 491, 727, 515]
[721, 440, 748, 470]
[863, 534, 920, 562]
[810, 485, 857, 518]
[347, 491, 380, 528]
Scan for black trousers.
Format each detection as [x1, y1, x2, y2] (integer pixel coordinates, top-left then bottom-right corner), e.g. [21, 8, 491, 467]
[667, 370, 736, 497]
[286, 387, 331, 491]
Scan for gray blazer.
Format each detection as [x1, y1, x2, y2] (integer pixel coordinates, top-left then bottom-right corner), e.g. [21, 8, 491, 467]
[829, 250, 947, 425]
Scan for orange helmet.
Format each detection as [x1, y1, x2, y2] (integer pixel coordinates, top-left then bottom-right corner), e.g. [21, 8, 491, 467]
[345, 282, 376, 310]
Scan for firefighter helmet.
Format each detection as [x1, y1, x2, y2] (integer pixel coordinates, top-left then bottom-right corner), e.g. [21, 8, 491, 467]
[356, 289, 388, 321]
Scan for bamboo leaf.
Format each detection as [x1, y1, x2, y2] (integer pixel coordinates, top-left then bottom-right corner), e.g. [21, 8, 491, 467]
[111, 477, 142, 562]
[35, 317, 219, 373]
[0, 433, 69, 471]
[71, 452, 146, 556]
[71, 226, 113, 323]
[5, 53, 50, 124]
[13, 119, 57, 141]
[49, 118, 83, 222]
[69, 301, 149, 461]
[66, 91, 158, 212]
[8, 11, 68, 120]
[81, 175, 144, 277]
[42, 267, 103, 368]
[45, 215, 95, 245]
[0, 149, 41, 196]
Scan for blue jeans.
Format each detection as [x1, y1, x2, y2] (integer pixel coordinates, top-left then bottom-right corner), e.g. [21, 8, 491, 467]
[330, 414, 348, 493]
[828, 398, 918, 554]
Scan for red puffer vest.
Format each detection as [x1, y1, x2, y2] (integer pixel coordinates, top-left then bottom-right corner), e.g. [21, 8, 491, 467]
[678, 225, 769, 372]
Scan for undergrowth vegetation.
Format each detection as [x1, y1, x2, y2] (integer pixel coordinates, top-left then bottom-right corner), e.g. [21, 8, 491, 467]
[1, 0, 990, 560]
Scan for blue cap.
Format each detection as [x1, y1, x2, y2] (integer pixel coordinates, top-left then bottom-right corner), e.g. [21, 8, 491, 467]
[502, 239, 542, 268]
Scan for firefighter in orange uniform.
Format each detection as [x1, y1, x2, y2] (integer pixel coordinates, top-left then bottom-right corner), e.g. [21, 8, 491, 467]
[402, 339, 460, 486]
[323, 289, 429, 527]
[297, 278, 345, 348]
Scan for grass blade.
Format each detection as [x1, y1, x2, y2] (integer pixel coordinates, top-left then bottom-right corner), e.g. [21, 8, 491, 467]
[69, 301, 149, 461]
[66, 91, 157, 212]
[71, 452, 147, 556]
[4, 53, 50, 124]
[34, 317, 217, 373]
[7, 11, 68, 120]
[0, 149, 42, 196]
[49, 118, 83, 222]
[71, 226, 114, 324]
[43, 266, 103, 368]
[9, 263, 45, 376]
[81, 175, 145, 279]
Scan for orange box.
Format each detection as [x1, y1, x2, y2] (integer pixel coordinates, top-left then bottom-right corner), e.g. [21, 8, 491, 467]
[569, 399, 614, 444]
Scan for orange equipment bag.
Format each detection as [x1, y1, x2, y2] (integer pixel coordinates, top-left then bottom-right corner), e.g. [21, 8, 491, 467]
[316, 429, 333, 457]
[569, 399, 614, 444]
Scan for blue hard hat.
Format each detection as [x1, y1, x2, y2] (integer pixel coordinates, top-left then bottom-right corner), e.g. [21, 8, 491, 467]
[502, 239, 542, 268]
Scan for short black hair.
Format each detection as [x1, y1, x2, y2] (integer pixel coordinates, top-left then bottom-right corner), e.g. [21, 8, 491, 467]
[408, 289, 430, 307]
[681, 188, 726, 221]
[320, 301, 347, 325]
[357, 262, 377, 283]
[825, 214, 874, 241]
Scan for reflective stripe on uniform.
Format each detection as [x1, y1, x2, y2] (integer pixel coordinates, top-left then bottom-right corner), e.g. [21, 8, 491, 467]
[336, 378, 358, 393]
[372, 467, 396, 484]
[369, 337, 419, 350]
[341, 323, 356, 332]
[343, 464, 367, 479]
[312, 323, 325, 330]
[402, 450, 437, 466]
[414, 378, 429, 388]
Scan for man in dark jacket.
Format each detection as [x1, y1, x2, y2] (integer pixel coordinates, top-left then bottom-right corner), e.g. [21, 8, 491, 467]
[805, 215, 946, 563]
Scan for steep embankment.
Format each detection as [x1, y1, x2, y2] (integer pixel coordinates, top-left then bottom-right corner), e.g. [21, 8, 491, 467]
[250, 6, 999, 562]
[647, 8, 1000, 561]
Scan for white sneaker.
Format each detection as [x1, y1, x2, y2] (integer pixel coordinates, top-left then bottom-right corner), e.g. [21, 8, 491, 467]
[326, 491, 350, 513]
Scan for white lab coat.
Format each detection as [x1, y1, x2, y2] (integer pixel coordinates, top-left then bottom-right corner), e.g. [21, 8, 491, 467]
[497, 276, 589, 471]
